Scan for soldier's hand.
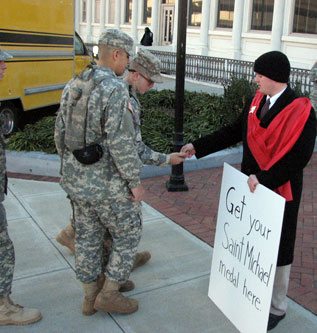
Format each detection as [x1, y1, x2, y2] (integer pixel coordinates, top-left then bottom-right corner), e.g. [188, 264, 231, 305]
[181, 143, 196, 158]
[169, 152, 187, 165]
[130, 185, 145, 202]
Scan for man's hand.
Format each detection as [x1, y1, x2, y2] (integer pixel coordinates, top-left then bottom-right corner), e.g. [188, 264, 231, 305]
[130, 185, 145, 202]
[181, 143, 196, 158]
[247, 174, 259, 193]
[169, 152, 187, 165]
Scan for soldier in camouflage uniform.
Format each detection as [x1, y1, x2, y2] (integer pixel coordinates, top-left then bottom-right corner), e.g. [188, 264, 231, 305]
[125, 48, 183, 167]
[310, 61, 317, 111]
[55, 29, 149, 316]
[54, 41, 185, 315]
[55, 49, 185, 267]
[0, 50, 42, 325]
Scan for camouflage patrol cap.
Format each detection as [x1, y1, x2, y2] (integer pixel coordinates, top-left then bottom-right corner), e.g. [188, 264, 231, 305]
[0, 50, 12, 61]
[129, 48, 163, 83]
[98, 29, 134, 56]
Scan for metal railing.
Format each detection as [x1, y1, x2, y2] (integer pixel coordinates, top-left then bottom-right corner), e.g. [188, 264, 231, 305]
[150, 50, 313, 94]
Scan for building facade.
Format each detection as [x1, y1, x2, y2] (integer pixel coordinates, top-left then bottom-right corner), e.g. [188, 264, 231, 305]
[76, 0, 317, 69]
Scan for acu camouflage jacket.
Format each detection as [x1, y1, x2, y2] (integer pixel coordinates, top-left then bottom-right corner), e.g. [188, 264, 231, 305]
[55, 66, 142, 202]
[128, 86, 169, 166]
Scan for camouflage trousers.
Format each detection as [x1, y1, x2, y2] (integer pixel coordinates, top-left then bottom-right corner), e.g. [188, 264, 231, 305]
[69, 203, 112, 267]
[72, 197, 142, 284]
[0, 202, 15, 296]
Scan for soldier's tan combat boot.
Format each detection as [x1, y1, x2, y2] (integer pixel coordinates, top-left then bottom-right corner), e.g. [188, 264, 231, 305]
[56, 223, 75, 253]
[132, 251, 151, 270]
[82, 274, 105, 315]
[0, 296, 42, 326]
[82, 282, 99, 316]
[82, 274, 135, 315]
[94, 278, 138, 314]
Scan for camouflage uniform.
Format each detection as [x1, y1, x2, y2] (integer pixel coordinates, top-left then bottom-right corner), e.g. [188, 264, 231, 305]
[55, 31, 141, 284]
[0, 131, 14, 297]
[310, 61, 317, 111]
[128, 48, 168, 166]
[55, 47, 169, 280]
[0, 50, 14, 297]
[94, 49, 168, 275]
[129, 86, 169, 165]
[67, 85, 169, 269]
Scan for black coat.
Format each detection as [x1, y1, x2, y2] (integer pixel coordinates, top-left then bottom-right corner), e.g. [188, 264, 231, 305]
[140, 31, 153, 46]
[193, 86, 316, 265]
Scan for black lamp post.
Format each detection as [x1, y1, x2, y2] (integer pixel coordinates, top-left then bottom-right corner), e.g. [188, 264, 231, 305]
[166, 0, 189, 192]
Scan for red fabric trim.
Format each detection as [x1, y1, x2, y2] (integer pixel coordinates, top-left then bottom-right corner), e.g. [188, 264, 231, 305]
[247, 91, 311, 201]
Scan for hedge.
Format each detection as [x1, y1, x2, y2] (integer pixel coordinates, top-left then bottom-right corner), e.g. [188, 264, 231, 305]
[7, 77, 256, 154]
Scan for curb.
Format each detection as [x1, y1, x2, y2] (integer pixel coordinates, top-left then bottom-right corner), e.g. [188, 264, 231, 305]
[6, 140, 317, 179]
[6, 146, 243, 179]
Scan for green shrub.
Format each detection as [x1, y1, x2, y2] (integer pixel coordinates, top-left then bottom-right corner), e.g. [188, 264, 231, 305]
[139, 90, 233, 152]
[223, 76, 257, 114]
[141, 107, 174, 152]
[138, 89, 175, 109]
[6, 77, 278, 154]
[7, 116, 56, 154]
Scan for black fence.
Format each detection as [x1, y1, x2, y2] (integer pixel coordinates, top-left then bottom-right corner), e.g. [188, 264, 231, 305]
[150, 50, 312, 94]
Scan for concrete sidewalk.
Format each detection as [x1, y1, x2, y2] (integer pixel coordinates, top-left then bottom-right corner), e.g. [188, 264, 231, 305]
[2, 178, 317, 332]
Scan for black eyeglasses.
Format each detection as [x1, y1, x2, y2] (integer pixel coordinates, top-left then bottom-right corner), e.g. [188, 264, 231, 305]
[139, 73, 154, 85]
[128, 69, 154, 85]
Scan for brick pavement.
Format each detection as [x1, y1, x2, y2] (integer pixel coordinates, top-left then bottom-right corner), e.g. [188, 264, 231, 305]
[7, 152, 317, 315]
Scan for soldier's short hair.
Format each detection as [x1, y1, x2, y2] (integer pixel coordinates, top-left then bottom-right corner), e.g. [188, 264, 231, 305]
[98, 29, 134, 56]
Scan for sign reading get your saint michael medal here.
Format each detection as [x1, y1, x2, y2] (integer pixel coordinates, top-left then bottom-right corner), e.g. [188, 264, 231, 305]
[208, 163, 285, 333]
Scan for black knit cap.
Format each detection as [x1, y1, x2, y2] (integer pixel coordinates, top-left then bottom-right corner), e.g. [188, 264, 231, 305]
[254, 51, 290, 83]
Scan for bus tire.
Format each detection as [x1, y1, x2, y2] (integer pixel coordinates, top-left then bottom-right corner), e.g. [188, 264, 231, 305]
[0, 102, 20, 135]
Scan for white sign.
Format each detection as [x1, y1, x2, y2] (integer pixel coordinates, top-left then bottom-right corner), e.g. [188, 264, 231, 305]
[208, 163, 285, 333]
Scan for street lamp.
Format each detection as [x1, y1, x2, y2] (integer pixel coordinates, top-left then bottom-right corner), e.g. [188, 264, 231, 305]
[166, 0, 189, 192]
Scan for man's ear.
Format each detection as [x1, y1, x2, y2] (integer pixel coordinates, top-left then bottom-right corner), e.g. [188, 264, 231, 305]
[133, 71, 140, 80]
[112, 49, 120, 61]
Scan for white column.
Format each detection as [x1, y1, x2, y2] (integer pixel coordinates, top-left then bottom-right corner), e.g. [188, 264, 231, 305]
[86, 0, 93, 43]
[199, 0, 211, 55]
[138, 0, 143, 27]
[105, 0, 109, 25]
[271, 0, 285, 50]
[131, 0, 138, 41]
[232, 0, 244, 59]
[75, 0, 80, 32]
[151, 0, 159, 45]
[115, 0, 121, 28]
[100, 0, 106, 31]
[209, 0, 218, 30]
[171, 0, 179, 50]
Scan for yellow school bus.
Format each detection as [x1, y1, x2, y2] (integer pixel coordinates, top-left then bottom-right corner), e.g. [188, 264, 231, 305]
[0, 0, 92, 134]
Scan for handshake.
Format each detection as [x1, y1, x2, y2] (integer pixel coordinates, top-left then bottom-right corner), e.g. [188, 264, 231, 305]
[169, 143, 196, 165]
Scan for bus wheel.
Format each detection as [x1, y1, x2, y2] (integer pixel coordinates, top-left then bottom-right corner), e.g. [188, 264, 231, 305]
[0, 102, 19, 135]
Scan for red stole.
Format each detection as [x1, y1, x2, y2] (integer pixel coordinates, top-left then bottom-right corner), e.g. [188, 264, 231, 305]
[247, 91, 311, 201]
